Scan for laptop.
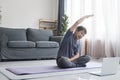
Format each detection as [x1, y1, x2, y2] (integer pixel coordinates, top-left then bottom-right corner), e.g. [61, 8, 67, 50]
[89, 57, 119, 76]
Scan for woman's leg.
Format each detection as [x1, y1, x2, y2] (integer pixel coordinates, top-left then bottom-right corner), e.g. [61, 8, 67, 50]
[73, 55, 91, 67]
[56, 57, 76, 68]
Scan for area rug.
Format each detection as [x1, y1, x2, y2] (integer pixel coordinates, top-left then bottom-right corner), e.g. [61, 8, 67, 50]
[0, 61, 102, 80]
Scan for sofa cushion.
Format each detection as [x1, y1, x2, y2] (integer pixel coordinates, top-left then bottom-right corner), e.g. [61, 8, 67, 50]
[27, 28, 53, 41]
[36, 41, 59, 48]
[8, 41, 35, 48]
[49, 36, 64, 44]
[0, 27, 27, 41]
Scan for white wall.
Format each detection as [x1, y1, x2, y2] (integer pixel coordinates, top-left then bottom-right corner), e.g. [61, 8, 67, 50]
[0, 0, 58, 29]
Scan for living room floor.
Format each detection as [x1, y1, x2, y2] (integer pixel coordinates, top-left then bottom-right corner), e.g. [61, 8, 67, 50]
[0, 59, 119, 80]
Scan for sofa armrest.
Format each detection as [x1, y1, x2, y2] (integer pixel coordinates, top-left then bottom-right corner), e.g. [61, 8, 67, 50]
[49, 36, 64, 44]
[0, 33, 8, 49]
[0, 33, 8, 61]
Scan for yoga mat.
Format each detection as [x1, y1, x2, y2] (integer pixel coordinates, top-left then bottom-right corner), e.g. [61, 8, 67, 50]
[6, 61, 102, 75]
[0, 61, 102, 80]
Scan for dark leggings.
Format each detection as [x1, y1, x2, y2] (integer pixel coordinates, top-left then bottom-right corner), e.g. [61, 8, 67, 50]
[56, 55, 91, 68]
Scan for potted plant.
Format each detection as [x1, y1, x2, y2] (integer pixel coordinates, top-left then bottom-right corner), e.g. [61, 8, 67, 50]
[60, 14, 69, 35]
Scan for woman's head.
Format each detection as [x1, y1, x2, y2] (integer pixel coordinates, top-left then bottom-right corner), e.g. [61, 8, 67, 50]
[74, 26, 87, 40]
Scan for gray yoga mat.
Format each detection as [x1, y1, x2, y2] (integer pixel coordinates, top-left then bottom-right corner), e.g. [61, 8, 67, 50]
[6, 62, 102, 75]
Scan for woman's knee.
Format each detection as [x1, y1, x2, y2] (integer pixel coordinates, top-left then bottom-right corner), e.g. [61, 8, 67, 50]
[83, 55, 91, 62]
[76, 55, 91, 64]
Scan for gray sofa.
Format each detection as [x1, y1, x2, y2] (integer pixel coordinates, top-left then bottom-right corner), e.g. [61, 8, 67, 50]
[0, 27, 61, 61]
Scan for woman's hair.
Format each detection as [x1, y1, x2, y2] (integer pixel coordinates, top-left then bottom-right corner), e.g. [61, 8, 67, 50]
[76, 26, 87, 34]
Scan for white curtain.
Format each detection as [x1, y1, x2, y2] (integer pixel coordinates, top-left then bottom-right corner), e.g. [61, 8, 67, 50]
[66, 0, 120, 58]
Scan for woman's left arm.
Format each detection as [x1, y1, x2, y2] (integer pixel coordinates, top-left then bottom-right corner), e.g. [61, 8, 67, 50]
[68, 52, 79, 61]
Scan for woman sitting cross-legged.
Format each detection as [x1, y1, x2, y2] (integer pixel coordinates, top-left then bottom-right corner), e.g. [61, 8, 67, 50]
[56, 15, 93, 68]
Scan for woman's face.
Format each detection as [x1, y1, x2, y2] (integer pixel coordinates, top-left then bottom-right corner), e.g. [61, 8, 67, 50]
[75, 30, 85, 40]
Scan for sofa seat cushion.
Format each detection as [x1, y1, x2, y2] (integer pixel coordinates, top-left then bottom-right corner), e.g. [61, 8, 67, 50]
[36, 41, 59, 48]
[8, 41, 35, 48]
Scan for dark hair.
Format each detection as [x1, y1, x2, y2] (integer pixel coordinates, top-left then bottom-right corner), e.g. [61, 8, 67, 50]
[76, 26, 87, 34]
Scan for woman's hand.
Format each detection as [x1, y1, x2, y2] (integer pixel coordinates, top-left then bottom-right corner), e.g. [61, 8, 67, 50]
[84, 14, 94, 18]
